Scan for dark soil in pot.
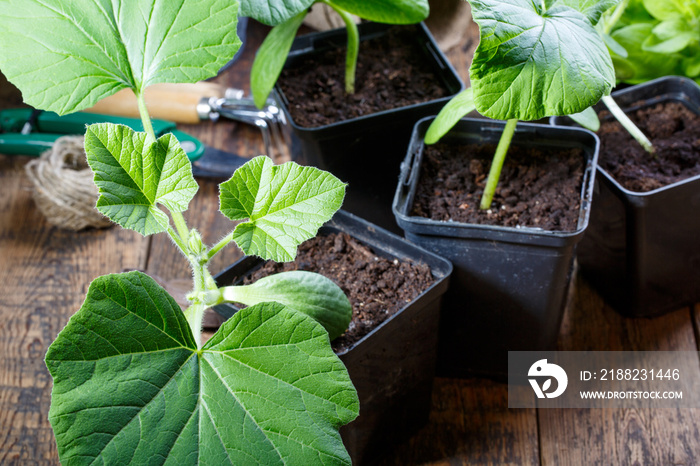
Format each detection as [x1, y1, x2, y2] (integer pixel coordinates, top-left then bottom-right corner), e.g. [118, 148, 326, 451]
[278, 25, 449, 128]
[411, 142, 585, 230]
[214, 210, 452, 464]
[597, 101, 700, 192]
[239, 231, 435, 353]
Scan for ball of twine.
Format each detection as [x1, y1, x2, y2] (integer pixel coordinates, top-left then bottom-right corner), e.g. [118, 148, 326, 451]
[25, 135, 112, 231]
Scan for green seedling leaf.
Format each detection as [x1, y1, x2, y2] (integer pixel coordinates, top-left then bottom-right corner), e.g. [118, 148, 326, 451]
[46, 272, 359, 465]
[684, 57, 700, 79]
[642, 0, 691, 21]
[251, 11, 307, 108]
[550, 0, 621, 25]
[0, 0, 241, 115]
[425, 88, 475, 144]
[219, 156, 346, 262]
[611, 23, 684, 83]
[329, 0, 430, 24]
[240, 0, 314, 26]
[468, 0, 617, 120]
[643, 19, 695, 53]
[222, 271, 352, 340]
[85, 123, 197, 236]
[569, 106, 601, 131]
[604, 32, 629, 57]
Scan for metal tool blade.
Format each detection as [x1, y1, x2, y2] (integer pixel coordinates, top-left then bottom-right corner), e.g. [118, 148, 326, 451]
[190, 145, 251, 179]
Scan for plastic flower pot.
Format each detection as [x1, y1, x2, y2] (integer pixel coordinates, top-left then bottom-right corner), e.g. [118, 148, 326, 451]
[274, 22, 464, 233]
[213, 210, 452, 464]
[393, 117, 599, 378]
[551, 76, 700, 317]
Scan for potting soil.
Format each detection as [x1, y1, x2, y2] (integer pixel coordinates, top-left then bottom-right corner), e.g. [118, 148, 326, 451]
[242, 232, 434, 353]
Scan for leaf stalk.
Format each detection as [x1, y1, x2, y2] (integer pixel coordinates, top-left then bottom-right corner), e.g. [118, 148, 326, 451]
[136, 91, 157, 144]
[602, 95, 655, 154]
[208, 232, 235, 260]
[324, 1, 359, 94]
[480, 119, 518, 210]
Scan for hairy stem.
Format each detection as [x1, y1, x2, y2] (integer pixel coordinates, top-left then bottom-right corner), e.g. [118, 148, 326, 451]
[136, 91, 156, 144]
[480, 119, 518, 210]
[602, 95, 655, 154]
[171, 211, 190, 245]
[166, 226, 189, 255]
[324, 1, 359, 94]
[208, 232, 234, 260]
[184, 303, 207, 349]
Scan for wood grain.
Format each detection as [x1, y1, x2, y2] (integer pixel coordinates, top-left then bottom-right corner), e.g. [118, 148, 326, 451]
[1, 15, 700, 466]
[538, 276, 700, 466]
[0, 155, 148, 465]
[379, 378, 539, 465]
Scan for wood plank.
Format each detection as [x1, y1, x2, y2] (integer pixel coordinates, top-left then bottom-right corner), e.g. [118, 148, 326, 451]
[538, 275, 700, 466]
[0, 155, 149, 464]
[379, 378, 539, 465]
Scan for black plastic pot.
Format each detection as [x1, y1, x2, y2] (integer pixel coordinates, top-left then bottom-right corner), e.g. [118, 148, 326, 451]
[393, 118, 599, 378]
[274, 22, 464, 233]
[213, 210, 452, 464]
[551, 76, 700, 317]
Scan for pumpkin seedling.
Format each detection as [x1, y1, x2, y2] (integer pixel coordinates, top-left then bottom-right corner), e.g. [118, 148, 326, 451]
[558, 0, 655, 154]
[246, 0, 430, 108]
[426, 0, 620, 210]
[0, 1, 359, 463]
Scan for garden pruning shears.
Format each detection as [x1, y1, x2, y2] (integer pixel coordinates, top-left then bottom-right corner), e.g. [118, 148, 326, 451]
[0, 108, 251, 178]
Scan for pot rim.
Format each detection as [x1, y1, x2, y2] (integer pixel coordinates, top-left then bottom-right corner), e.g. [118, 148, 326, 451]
[551, 75, 700, 197]
[212, 209, 452, 356]
[393, 117, 600, 245]
[273, 21, 465, 135]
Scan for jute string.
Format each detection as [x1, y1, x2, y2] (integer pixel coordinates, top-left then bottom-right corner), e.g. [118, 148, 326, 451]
[25, 135, 112, 231]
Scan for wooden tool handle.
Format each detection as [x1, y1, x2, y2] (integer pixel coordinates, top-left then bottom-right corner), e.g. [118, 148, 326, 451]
[84, 82, 228, 124]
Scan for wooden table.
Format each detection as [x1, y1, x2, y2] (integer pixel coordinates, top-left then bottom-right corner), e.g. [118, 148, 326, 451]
[2, 18, 699, 466]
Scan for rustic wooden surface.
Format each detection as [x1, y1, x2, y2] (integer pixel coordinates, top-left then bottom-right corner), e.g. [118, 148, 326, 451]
[2, 15, 700, 466]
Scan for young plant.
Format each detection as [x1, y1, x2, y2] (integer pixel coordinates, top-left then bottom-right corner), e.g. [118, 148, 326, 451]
[0, 1, 359, 464]
[246, 0, 430, 108]
[603, 0, 700, 84]
[571, 0, 700, 154]
[547, 0, 659, 154]
[426, 0, 620, 210]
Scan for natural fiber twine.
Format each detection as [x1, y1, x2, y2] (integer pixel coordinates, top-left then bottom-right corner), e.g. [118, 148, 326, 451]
[25, 135, 112, 231]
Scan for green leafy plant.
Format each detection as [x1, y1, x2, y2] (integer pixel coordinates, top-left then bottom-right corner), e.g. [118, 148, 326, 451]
[567, 0, 700, 154]
[0, 1, 360, 464]
[601, 0, 700, 84]
[426, 0, 619, 210]
[247, 0, 430, 108]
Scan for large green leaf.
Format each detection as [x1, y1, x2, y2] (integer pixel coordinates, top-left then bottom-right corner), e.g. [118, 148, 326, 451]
[547, 0, 620, 25]
[222, 271, 352, 340]
[219, 156, 346, 262]
[46, 272, 359, 465]
[468, 0, 616, 120]
[0, 0, 241, 115]
[611, 23, 684, 83]
[240, 0, 314, 26]
[84, 123, 198, 236]
[328, 0, 430, 24]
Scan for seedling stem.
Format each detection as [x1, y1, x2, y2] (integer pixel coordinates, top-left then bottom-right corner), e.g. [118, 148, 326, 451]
[602, 95, 655, 154]
[480, 119, 518, 210]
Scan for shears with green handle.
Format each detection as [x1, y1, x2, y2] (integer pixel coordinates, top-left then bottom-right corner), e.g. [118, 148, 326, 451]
[0, 109, 251, 178]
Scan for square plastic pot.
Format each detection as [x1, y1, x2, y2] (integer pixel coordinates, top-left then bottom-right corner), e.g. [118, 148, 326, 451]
[213, 210, 452, 464]
[393, 117, 599, 378]
[551, 76, 700, 317]
[274, 22, 464, 233]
